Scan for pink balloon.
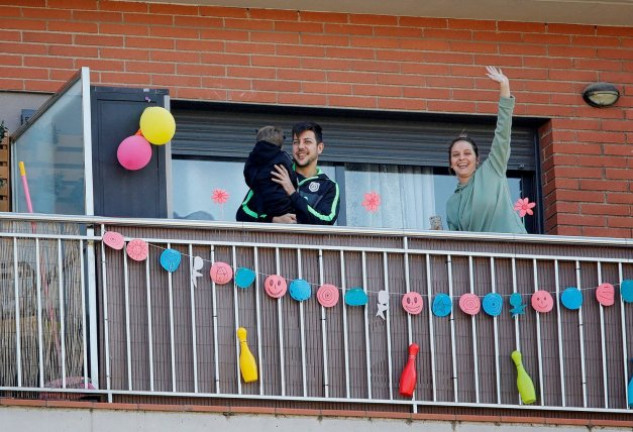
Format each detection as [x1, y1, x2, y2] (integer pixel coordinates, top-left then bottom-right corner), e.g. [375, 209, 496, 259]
[117, 135, 152, 170]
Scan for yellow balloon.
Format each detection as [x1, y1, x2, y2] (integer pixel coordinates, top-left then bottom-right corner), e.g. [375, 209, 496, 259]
[139, 106, 176, 145]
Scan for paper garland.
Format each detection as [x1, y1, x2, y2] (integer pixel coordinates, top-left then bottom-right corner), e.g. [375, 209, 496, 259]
[103, 230, 633, 318]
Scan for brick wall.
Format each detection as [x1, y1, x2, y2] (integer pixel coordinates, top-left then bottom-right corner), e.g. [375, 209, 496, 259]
[0, 0, 631, 237]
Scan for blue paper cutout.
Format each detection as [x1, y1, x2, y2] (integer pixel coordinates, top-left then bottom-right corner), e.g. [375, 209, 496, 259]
[509, 293, 526, 317]
[235, 267, 256, 289]
[345, 288, 368, 306]
[483, 293, 503, 317]
[432, 293, 452, 317]
[289, 278, 311, 302]
[621, 280, 633, 303]
[561, 287, 583, 310]
[160, 248, 181, 273]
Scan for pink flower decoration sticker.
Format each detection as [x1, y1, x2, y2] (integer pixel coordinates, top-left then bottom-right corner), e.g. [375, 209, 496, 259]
[514, 197, 536, 217]
[126, 238, 149, 262]
[210, 261, 233, 285]
[212, 188, 229, 205]
[595, 282, 615, 307]
[317, 284, 340, 308]
[361, 191, 381, 214]
[459, 293, 481, 316]
[531, 290, 554, 313]
[103, 231, 125, 250]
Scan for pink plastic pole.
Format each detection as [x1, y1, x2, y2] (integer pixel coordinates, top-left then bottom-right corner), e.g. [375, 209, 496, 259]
[18, 161, 34, 213]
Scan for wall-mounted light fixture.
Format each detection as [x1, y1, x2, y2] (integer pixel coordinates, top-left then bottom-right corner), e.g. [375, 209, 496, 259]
[582, 82, 620, 108]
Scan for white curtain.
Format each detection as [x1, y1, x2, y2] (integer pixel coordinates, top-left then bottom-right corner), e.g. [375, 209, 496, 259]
[344, 164, 436, 231]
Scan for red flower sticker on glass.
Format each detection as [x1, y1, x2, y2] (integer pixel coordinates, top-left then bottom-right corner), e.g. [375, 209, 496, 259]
[212, 188, 229, 204]
[514, 197, 536, 217]
[361, 191, 381, 213]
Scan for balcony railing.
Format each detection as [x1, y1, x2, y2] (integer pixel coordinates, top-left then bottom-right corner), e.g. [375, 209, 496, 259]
[1, 213, 632, 416]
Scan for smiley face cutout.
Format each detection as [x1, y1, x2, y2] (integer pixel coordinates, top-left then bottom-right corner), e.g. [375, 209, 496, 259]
[402, 292, 424, 315]
[531, 290, 554, 313]
[264, 274, 287, 299]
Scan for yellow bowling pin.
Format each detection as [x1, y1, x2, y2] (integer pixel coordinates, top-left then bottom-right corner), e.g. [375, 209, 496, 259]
[511, 350, 536, 404]
[237, 327, 258, 383]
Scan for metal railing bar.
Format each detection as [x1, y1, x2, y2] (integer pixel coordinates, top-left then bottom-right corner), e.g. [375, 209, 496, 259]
[12, 238, 22, 387]
[447, 255, 458, 403]
[4, 212, 632, 250]
[57, 239, 67, 388]
[145, 255, 155, 392]
[597, 262, 608, 409]
[468, 256, 480, 404]
[341, 250, 351, 399]
[575, 260, 587, 408]
[167, 242, 176, 393]
[123, 242, 132, 391]
[318, 249, 330, 399]
[36, 238, 44, 388]
[618, 263, 629, 410]
[79, 239, 89, 389]
[189, 244, 199, 394]
[491, 257, 501, 404]
[254, 247, 264, 395]
[232, 245, 242, 396]
[297, 249, 308, 398]
[533, 259, 544, 406]
[275, 247, 286, 397]
[99, 227, 113, 402]
[362, 251, 372, 400]
[383, 252, 394, 401]
[210, 245, 220, 393]
[426, 254, 437, 402]
[554, 260, 566, 407]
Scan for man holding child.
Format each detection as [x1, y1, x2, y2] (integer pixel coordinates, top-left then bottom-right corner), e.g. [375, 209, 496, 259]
[236, 121, 340, 225]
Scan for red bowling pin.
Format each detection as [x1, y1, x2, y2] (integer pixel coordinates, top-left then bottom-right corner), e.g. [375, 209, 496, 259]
[399, 343, 419, 397]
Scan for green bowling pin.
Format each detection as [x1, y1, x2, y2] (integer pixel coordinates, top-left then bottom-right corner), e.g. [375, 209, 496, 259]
[511, 350, 536, 404]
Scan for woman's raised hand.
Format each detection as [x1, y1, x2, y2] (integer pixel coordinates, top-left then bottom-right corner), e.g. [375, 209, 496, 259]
[485, 66, 511, 98]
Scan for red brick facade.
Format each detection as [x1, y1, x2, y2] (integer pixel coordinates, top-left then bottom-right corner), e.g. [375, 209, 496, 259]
[1, 0, 631, 237]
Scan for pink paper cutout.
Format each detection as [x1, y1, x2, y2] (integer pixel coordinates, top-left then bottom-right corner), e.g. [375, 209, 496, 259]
[210, 261, 233, 285]
[595, 282, 615, 307]
[401, 292, 423, 315]
[264, 274, 287, 299]
[531, 290, 554, 313]
[514, 197, 536, 217]
[361, 191, 381, 213]
[103, 231, 125, 250]
[126, 238, 148, 262]
[459, 293, 481, 315]
[212, 188, 229, 204]
[317, 284, 339, 308]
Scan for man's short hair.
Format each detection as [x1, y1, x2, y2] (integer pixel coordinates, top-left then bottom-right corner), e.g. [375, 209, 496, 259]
[256, 125, 285, 147]
[292, 121, 323, 144]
